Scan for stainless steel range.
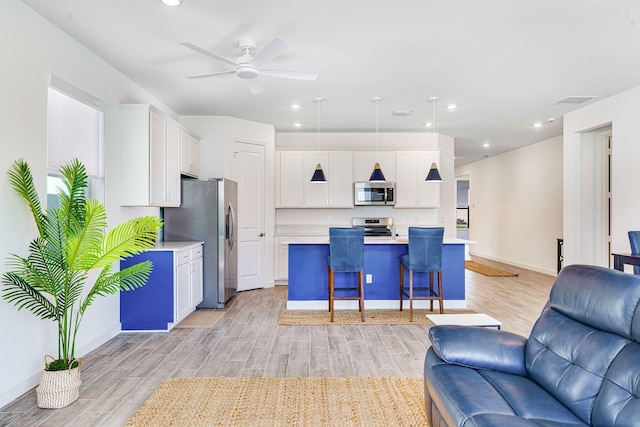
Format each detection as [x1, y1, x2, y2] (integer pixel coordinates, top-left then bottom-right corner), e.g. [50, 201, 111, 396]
[352, 217, 394, 238]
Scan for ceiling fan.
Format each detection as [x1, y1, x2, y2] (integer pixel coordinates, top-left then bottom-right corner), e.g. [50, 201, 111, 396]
[181, 37, 318, 94]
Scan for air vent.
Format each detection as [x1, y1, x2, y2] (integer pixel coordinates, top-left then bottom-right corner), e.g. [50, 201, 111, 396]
[392, 110, 412, 116]
[554, 96, 597, 104]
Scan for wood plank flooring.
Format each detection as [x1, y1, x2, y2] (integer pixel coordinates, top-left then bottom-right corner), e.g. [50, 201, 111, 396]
[0, 256, 554, 426]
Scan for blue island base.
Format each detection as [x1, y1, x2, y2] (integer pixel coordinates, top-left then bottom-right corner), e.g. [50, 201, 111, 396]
[287, 242, 466, 310]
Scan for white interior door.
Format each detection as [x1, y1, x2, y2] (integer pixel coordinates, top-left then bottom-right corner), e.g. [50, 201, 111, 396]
[233, 141, 265, 291]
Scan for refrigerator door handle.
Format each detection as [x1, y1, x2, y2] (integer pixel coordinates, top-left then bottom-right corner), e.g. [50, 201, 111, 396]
[227, 203, 236, 251]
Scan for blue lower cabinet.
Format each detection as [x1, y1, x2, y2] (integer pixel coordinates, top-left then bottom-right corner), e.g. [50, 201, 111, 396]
[120, 251, 174, 330]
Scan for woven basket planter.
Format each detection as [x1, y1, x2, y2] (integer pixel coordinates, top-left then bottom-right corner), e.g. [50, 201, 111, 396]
[36, 357, 82, 409]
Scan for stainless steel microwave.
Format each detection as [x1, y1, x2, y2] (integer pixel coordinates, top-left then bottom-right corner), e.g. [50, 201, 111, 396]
[354, 182, 395, 206]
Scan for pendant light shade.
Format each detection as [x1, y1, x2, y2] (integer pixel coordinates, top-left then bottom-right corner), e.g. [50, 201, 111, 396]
[310, 97, 327, 183]
[369, 162, 386, 181]
[370, 97, 386, 181]
[426, 97, 442, 182]
[311, 163, 327, 182]
[426, 162, 442, 182]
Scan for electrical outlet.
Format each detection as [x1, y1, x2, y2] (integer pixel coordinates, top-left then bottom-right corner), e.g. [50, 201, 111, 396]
[366, 274, 373, 284]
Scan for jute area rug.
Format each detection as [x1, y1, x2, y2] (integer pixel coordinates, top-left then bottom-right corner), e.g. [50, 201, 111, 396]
[175, 309, 225, 328]
[465, 260, 518, 277]
[279, 308, 474, 325]
[126, 376, 427, 426]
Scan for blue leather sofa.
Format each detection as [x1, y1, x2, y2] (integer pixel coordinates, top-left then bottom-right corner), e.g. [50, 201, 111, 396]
[424, 264, 640, 426]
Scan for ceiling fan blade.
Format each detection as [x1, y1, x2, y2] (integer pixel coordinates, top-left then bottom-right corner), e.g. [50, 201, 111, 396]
[181, 41, 237, 67]
[260, 69, 319, 81]
[251, 37, 289, 67]
[186, 70, 236, 79]
[245, 78, 265, 95]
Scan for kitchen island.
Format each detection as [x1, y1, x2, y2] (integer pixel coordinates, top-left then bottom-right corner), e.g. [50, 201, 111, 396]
[287, 237, 469, 310]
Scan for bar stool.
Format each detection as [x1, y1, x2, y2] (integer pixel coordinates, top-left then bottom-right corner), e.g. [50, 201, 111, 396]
[328, 227, 365, 322]
[629, 231, 640, 275]
[399, 227, 445, 321]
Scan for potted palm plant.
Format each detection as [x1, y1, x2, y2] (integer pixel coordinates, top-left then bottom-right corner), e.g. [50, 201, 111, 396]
[2, 158, 163, 409]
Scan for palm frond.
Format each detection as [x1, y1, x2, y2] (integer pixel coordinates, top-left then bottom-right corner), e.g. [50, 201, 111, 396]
[66, 200, 107, 270]
[56, 159, 87, 230]
[1, 272, 58, 320]
[90, 216, 162, 269]
[79, 261, 152, 315]
[7, 159, 45, 236]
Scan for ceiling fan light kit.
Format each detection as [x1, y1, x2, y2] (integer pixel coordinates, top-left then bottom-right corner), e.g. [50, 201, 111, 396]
[181, 37, 318, 95]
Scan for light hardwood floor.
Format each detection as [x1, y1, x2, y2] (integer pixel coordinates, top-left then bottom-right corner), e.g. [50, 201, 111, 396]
[0, 256, 555, 426]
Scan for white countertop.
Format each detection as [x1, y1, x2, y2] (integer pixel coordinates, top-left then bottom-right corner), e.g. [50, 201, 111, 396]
[148, 241, 204, 251]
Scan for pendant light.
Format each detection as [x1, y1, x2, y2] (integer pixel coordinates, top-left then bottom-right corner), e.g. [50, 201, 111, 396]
[426, 97, 443, 182]
[369, 97, 386, 181]
[310, 97, 327, 183]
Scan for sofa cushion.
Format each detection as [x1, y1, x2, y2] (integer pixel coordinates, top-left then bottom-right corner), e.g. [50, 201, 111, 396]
[425, 348, 585, 427]
[591, 342, 640, 427]
[549, 265, 640, 340]
[429, 325, 527, 376]
[465, 414, 586, 426]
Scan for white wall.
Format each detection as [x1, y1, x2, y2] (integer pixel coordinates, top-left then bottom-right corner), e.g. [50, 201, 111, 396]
[0, 0, 181, 407]
[455, 136, 563, 276]
[275, 132, 456, 237]
[564, 84, 640, 267]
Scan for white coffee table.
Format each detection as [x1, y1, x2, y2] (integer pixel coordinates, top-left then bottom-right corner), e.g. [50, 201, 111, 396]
[426, 313, 502, 329]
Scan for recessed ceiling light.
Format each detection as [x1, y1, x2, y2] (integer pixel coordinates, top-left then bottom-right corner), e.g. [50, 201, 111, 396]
[533, 122, 543, 128]
[293, 122, 302, 127]
[290, 104, 301, 110]
[424, 122, 433, 127]
[483, 143, 490, 148]
[547, 117, 556, 123]
[162, 0, 183, 6]
[447, 104, 457, 110]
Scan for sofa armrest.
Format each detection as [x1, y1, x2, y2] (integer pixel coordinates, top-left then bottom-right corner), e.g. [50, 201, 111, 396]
[428, 325, 528, 376]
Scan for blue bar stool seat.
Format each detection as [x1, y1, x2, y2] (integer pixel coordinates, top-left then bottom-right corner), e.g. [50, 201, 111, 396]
[399, 227, 445, 322]
[629, 231, 640, 275]
[328, 227, 365, 322]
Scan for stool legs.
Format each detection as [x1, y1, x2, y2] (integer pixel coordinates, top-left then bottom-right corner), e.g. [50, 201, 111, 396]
[328, 268, 365, 323]
[399, 266, 444, 321]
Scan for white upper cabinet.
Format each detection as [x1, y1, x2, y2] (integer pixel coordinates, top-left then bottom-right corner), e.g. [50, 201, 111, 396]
[352, 151, 395, 182]
[395, 151, 440, 208]
[276, 151, 354, 208]
[276, 151, 305, 207]
[120, 105, 181, 207]
[180, 128, 200, 178]
[328, 151, 354, 207]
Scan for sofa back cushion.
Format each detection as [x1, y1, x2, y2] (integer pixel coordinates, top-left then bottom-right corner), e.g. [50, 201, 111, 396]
[525, 265, 640, 425]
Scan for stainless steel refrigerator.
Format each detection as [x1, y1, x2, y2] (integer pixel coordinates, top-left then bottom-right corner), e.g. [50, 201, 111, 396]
[162, 178, 238, 308]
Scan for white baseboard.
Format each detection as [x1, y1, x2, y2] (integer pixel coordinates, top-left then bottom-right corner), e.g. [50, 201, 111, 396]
[469, 251, 557, 277]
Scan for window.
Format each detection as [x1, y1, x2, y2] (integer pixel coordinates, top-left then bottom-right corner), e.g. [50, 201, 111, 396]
[46, 85, 104, 205]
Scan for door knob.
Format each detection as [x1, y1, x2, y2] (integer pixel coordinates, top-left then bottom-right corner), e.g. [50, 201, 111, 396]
[259, 232, 265, 237]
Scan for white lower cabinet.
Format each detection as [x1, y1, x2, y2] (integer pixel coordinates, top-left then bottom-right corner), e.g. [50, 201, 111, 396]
[190, 246, 204, 307]
[176, 245, 204, 321]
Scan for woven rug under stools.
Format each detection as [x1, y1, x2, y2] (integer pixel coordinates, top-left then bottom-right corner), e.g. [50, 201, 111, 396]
[279, 308, 475, 325]
[126, 376, 427, 426]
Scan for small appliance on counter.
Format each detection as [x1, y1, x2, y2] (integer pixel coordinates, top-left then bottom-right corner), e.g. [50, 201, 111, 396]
[353, 181, 395, 206]
[162, 178, 238, 309]
[352, 217, 395, 238]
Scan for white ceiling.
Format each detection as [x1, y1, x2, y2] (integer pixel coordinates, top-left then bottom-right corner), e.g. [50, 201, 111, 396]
[21, 0, 640, 166]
